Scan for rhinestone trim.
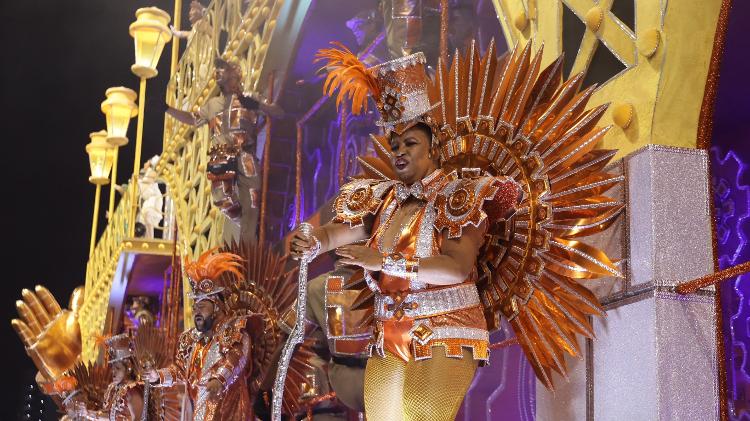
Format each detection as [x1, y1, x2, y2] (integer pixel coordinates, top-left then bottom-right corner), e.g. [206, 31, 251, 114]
[374, 283, 481, 320]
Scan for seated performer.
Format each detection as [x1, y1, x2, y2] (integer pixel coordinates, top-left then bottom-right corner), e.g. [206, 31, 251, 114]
[166, 58, 282, 244]
[142, 250, 253, 420]
[290, 46, 520, 420]
[76, 334, 144, 420]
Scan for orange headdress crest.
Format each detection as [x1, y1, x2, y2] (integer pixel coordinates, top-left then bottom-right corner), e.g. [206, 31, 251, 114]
[184, 248, 244, 302]
[315, 42, 380, 115]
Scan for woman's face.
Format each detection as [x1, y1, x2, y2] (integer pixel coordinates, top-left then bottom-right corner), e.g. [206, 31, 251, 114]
[111, 361, 128, 384]
[389, 125, 437, 185]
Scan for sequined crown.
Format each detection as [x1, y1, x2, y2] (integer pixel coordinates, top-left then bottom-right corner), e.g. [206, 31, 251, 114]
[188, 277, 226, 302]
[371, 53, 435, 132]
[105, 333, 134, 364]
[316, 43, 437, 135]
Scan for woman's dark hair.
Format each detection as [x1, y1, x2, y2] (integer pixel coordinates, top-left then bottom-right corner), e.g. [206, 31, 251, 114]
[411, 122, 439, 159]
[411, 122, 433, 140]
[390, 122, 433, 143]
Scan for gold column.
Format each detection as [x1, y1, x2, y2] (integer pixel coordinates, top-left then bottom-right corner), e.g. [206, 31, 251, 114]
[90, 185, 102, 256]
[130, 77, 148, 236]
[170, 0, 183, 77]
[100, 87, 138, 219]
[128, 7, 172, 236]
[108, 152, 119, 217]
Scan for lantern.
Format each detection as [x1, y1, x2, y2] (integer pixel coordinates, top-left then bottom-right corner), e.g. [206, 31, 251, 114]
[85, 130, 114, 185]
[100, 87, 138, 147]
[129, 7, 172, 79]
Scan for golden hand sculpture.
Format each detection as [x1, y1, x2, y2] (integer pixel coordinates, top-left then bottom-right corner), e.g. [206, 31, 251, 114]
[11, 286, 84, 386]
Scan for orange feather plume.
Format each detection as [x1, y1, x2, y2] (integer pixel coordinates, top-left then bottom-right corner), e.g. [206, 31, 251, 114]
[315, 41, 380, 115]
[93, 333, 112, 352]
[54, 376, 78, 393]
[184, 248, 245, 282]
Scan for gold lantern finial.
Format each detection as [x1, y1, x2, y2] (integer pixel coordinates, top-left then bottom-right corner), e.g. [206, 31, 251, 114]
[85, 130, 115, 185]
[101, 87, 138, 146]
[129, 7, 172, 79]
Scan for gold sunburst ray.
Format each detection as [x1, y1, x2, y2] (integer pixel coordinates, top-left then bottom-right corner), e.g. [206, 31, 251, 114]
[330, 41, 624, 389]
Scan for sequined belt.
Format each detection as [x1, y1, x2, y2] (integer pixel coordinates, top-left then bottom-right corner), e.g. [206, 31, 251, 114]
[374, 283, 481, 321]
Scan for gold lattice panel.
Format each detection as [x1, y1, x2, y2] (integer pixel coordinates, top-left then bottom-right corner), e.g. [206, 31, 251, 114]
[492, 0, 723, 158]
[82, 0, 285, 360]
[80, 183, 132, 361]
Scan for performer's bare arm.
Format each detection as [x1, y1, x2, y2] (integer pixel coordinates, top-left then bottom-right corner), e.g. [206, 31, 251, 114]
[165, 107, 203, 126]
[289, 219, 371, 259]
[335, 221, 486, 286]
[166, 99, 281, 127]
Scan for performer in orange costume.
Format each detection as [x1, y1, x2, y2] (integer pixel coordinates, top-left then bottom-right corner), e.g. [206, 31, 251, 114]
[291, 44, 519, 420]
[143, 250, 253, 420]
[290, 39, 623, 420]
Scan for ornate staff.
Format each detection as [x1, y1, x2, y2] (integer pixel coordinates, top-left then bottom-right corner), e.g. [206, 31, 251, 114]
[272, 222, 314, 420]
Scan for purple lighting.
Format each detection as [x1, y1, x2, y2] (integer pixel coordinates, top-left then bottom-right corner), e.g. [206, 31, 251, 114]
[713, 148, 750, 269]
[712, 146, 750, 420]
[456, 324, 535, 421]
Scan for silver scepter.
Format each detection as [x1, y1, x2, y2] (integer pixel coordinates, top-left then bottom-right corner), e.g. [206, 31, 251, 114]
[272, 222, 314, 421]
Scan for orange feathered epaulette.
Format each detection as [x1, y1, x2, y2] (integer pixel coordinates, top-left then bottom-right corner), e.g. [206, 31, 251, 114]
[184, 248, 245, 282]
[315, 42, 380, 115]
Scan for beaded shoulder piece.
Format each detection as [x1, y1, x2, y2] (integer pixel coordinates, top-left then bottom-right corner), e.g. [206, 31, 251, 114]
[433, 175, 520, 238]
[217, 315, 249, 353]
[332, 178, 399, 227]
[175, 330, 195, 363]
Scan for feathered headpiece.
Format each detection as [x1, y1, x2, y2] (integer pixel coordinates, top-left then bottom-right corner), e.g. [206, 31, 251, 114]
[184, 248, 244, 303]
[315, 42, 436, 134]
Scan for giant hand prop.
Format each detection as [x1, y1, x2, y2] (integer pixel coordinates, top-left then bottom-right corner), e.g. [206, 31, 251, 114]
[11, 286, 84, 388]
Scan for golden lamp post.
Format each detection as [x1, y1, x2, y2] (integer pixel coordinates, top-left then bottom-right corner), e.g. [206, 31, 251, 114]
[86, 131, 115, 256]
[100, 87, 138, 218]
[128, 6, 172, 236]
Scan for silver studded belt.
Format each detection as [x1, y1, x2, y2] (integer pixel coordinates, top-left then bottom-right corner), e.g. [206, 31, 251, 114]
[374, 283, 481, 320]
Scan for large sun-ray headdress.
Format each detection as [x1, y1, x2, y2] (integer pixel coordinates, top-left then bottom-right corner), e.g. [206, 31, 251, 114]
[133, 322, 182, 420]
[316, 42, 437, 135]
[184, 248, 245, 304]
[63, 361, 111, 413]
[208, 242, 317, 417]
[320, 39, 624, 390]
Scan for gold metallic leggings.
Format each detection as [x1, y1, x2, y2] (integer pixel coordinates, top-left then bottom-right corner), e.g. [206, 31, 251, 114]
[364, 348, 477, 421]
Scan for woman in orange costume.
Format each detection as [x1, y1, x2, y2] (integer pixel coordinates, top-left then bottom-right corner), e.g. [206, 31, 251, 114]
[290, 36, 625, 420]
[290, 43, 520, 420]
